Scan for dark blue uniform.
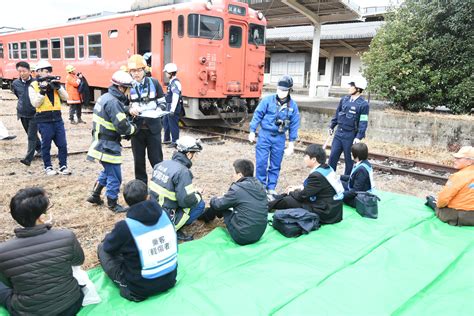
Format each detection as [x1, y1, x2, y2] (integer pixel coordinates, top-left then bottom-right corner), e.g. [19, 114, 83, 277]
[328, 95, 369, 175]
[163, 78, 182, 145]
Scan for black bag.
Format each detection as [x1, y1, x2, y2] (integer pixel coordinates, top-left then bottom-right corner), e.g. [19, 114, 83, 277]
[355, 192, 381, 219]
[270, 208, 320, 238]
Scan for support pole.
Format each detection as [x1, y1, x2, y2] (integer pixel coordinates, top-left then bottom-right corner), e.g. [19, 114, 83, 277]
[308, 23, 321, 97]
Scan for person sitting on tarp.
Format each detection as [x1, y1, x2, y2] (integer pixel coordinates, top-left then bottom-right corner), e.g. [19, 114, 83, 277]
[0, 187, 85, 315]
[98, 180, 177, 302]
[268, 144, 344, 224]
[425, 146, 474, 226]
[149, 136, 206, 241]
[340, 143, 374, 208]
[199, 159, 268, 245]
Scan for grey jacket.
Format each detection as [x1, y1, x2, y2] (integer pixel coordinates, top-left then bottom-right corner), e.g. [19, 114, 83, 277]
[0, 224, 85, 315]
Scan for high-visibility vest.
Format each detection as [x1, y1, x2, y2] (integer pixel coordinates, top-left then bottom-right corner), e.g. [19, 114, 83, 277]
[125, 215, 177, 279]
[31, 81, 61, 112]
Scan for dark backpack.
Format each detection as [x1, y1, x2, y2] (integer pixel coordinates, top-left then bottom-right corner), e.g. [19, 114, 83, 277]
[270, 208, 320, 238]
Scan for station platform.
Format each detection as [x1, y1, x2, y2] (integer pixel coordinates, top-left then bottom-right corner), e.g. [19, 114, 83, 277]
[1, 191, 467, 315]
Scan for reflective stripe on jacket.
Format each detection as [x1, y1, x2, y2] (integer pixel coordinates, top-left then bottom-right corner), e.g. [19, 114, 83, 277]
[87, 85, 135, 164]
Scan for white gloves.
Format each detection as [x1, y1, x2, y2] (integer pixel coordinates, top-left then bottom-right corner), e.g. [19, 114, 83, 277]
[353, 138, 361, 144]
[284, 142, 294, 156]
[248, 132, 256, 143]
[328, 128, 334, 136]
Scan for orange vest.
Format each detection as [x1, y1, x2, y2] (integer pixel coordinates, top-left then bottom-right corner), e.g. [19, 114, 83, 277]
[437, 165, 474, 211]
[66, 73, 81, 104]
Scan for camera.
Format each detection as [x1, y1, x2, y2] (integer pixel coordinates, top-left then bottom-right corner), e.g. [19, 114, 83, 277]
[275, 119, 290, 133]
[37, 75, 61, 90]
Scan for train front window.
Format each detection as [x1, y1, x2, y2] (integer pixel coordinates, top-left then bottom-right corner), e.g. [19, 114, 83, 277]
[229, 26, 242, 48]
[188, 14, 223, 40]
[248, 24, 265, 46]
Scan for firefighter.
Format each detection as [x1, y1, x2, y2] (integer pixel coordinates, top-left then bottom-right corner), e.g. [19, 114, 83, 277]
[162, 63, 183, 148]
[328, 76, 369, 175]
[127, 54, 166, 184]
[248, 75, 300, 196]
[149, 136, 205, 240]
[86, 70, 137, 212]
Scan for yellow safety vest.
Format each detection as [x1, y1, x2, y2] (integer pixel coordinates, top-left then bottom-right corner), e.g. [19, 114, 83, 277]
[31, 81, 61, 112]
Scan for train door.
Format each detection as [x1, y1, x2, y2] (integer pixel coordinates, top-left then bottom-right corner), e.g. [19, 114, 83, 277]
[136, 23, 152, 65]
[162, 21, 172, 84]
[225, 22, 246, 94]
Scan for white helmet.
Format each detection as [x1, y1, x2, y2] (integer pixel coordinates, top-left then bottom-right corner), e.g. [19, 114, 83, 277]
[163, 63, 178, 73]
[349, 76, 368, 90]
[36, 60, 52, 71]
[176, 136, 202, 153]
[111, 70, 133, 87]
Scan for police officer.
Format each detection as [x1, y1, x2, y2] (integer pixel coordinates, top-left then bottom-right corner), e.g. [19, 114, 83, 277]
[328, 77, 369, 175]
[127, 54, 166, 184]
[86, 70, 137, 212]
[248, 75, 300, 196]
[162, 63, 182, 148]
[149, 136, 205, 240]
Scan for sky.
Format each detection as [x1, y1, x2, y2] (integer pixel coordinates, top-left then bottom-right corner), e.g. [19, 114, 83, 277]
[1, 0, 398, 30]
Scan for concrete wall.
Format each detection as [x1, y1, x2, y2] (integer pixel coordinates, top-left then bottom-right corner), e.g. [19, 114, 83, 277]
[299, 106, 474, 148]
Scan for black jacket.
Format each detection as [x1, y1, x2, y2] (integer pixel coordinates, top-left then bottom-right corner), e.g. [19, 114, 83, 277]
[0, 225, 84, 316]
[210, 177, 268, 245]
[102, 200, 177, 298]
[341, 160, 372, 208]
[12, 77, 36, 118]
[290, 164, 343, 224]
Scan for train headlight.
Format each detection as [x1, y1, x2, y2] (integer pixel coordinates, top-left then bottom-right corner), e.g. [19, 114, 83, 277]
[206, 1, 212, 10]
[257, 11, 264, 20]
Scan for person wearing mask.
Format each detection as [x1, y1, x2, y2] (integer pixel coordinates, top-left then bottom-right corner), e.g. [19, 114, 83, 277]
[28, 60, 71, 176]
[328, 77, 369, 175]
[425, 146, 474, 226]
[11, 61, 41, 166]
[162, 63, 183, 148]
[127, 54, 166, 184]
[65, 65, 85, 124]
[86, 70, 137, 212]
[248, 75, 300, 197]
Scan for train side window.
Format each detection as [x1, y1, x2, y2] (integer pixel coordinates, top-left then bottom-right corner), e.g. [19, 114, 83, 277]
[178, 15, 184, 37]
[108, 30, 118, 39]
[51, 38, 61, 59]
[29, 40, 38, 59]
[0, 43, 4, 59]
[64, 36, 75, 59]
[88, 33, 102, 59]
[20, 42, 27, 59]
[229, 26, 242, 48]
[188, 14, 223, 40]
[8, 43, 12, 59]
[78, 35, 84, 59]
[12, 43, 19, 59]
[248, 24, 265, 46]
[39, 40, 49, 59]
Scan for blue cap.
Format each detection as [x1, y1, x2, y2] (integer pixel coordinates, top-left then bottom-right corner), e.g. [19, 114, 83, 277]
[277, 75, 293, 91]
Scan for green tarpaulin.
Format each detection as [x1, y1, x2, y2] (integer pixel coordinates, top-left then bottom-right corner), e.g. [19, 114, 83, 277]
[2, 192, 474, 315]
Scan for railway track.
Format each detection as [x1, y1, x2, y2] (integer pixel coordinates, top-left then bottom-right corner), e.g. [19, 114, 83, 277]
[184, 126, 454, 185]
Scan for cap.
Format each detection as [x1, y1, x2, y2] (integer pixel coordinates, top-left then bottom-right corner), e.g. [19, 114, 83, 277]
[452, 146, 474, 159]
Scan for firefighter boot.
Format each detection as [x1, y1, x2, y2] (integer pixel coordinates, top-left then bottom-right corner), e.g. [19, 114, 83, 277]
[87, 182, 105, 205]
[107, 197, 126, 213]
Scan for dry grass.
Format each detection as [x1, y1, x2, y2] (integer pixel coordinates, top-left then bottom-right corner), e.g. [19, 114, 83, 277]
[0, 89, 443, 268]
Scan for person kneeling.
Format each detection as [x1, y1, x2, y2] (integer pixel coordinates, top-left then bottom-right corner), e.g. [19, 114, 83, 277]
[340, 143, 374, 207]
[0, 187, 85, 315]
[98, 180, 177, 302]
[425, 146, 474, 226]
[200, 159, 268, 245]
[268, 144, 344, 224]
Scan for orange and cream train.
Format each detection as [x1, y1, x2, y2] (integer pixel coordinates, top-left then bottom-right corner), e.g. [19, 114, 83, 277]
[0, 0, 266, 123]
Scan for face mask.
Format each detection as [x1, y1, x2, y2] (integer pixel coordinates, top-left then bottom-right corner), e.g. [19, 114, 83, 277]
[276, 89, 289, 99]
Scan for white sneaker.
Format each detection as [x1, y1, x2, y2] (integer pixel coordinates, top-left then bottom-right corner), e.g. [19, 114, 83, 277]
[266, 189, 278, 202]
[45, 167, 57, 176]
[58, 166, 72, 175]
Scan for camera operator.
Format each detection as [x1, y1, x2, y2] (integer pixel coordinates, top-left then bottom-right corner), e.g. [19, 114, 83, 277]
[28, 60, 71, 176]
[248, 75, 300, 198]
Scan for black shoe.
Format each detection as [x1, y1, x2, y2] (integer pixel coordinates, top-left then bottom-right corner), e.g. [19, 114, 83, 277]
[20, 159, 31, 166]
[78, 119, 86, 124]
[107, 197, 126, 213]
[198, 207, 216, 223]
[70, 120, 78, 125]
[177, 231, 194, 242]
[167, 143, 177, 148]
[87, 182, 104, 205]
[162, 140, 171, 145]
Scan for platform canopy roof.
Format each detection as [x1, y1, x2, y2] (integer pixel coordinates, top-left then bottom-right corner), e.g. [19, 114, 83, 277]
[247, 0, 362, 27]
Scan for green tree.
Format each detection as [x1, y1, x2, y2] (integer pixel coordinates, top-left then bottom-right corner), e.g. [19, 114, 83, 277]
[361, 0, 474, 114]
